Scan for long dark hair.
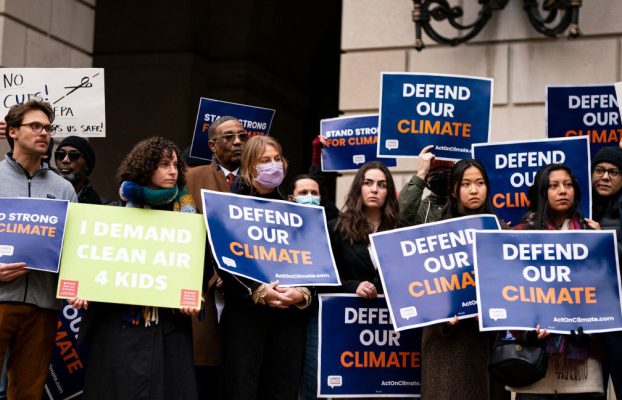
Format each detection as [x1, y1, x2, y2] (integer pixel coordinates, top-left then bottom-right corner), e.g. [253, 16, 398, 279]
[335, 161, 401, 245]
[440, 158, 494, 219]
[519, 163, 582, 229]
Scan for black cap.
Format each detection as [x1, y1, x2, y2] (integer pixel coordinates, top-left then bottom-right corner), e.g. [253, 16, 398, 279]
[592, 146, 622, 171]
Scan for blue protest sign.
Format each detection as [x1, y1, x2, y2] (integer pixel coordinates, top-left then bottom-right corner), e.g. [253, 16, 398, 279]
[0, 198, 69, 272]
[378, 72, 492, 159]
[472, 136, 591, 226]
[190, 98, 275, 161]
[474, 230, 622, 334]
[201, 190, 340, 286]
[320, 115, 397, 171]
[369, 215, 500, 331]
[318, 294, 421, 398]
[547, 85, 622, 158]
[44, 301, 90, 400]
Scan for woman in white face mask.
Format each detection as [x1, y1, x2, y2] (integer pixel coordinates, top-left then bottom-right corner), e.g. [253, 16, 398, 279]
[219, 135, 312, 400]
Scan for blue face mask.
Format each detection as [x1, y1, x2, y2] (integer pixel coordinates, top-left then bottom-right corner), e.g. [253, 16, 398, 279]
[295, 194, 320, 206]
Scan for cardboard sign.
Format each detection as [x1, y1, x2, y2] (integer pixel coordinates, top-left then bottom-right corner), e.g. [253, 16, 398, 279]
[0, 68, 105, 137]
[201, 190, 341, 287]
[547, 84, 622, 157]
[474, 230, 622, 334]
[57, 203, 205, 309]
[370, 215, 500, 331]
[0, 197, 69, 272]
[190, 98, 275, 161]
[321, 114, 396, 171]
[378, 72, 492, 159]
[472, 136, 591, 226]
[318, 294, 421, 398]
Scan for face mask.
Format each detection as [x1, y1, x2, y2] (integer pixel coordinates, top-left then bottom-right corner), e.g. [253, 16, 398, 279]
[295, 194, 320, 206]
[255, 162, 284, 189]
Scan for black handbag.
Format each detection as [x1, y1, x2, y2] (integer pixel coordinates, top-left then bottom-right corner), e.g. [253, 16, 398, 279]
[488, 332, 548, 387]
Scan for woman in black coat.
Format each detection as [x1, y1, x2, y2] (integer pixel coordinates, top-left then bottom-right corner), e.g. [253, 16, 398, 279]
[329, 161, 402, 297]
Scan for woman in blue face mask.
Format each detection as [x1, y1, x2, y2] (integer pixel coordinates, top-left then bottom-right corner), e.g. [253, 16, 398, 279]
[219, 135, 312, 400]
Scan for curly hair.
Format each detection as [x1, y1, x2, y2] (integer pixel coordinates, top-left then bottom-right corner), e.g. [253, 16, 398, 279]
[116, 137, 186, 188]
[335, 161, 402, 245]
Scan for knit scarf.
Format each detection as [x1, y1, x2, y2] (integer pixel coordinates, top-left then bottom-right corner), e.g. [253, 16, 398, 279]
[118, 181, 197, 326]
[545, 212, 590, 380]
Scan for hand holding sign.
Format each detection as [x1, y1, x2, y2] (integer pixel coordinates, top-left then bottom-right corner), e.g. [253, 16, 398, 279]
[417, 145, 435, 178]
[0, 262, 28, 282]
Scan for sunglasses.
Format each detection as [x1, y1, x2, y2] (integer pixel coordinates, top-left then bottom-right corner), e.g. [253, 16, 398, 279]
[54, 150, 82, 161]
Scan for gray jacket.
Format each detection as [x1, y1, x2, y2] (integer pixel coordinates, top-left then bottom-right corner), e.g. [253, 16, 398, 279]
[0, 154, 77, 310]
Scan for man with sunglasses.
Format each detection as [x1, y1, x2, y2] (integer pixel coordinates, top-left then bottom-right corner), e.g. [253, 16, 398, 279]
[55, 136, 102, 204]
[185, 116, 249, 400]
[0, 100, 77, 399]
[399, 144, 455, 225]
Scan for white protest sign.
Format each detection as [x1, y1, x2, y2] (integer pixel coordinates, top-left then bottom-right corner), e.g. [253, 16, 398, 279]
[0, 68, 105, 137]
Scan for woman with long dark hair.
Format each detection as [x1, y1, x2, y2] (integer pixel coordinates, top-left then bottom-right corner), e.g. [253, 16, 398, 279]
[220, 135, 311, 400]
[329, 161, 401, 297]
[419, 158, 508, 400]
[510, 163, 603, 399]
[76, 137, 199, 400]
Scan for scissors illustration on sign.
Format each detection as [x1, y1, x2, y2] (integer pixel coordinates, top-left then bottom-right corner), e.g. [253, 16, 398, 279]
[53, 73, 99, 104]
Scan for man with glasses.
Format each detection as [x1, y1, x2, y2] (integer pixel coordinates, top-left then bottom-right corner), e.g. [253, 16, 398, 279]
[185, 116, 248, 400]
[55, 136, 102, 204]
[0, 99, 77, 399]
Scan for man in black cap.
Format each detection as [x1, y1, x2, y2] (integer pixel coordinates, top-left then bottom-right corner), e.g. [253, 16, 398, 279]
[54, 136, 102, 204]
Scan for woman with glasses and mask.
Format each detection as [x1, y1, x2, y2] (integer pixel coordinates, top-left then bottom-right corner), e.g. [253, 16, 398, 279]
[590, 146, 622, 398]
[219, 135, 312, 400]
[400, 145, 454, 225]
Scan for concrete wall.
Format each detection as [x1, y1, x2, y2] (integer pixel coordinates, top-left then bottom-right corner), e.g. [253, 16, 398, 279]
[0, 0, 96, 156]
[338, 0, 622, 208]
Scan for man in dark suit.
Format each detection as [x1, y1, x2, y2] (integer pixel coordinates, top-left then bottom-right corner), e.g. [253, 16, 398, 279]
[185, 116, 248, 400]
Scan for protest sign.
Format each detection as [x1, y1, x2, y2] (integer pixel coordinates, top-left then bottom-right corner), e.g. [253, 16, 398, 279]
[320, 114, 396, 171]
[378, 72, 492, 159]
[0, 197, 69, 272]
[0, 68, 105, 138]
[472, 136, 591, 226]
[45, 301, 90, 400]
[547, 84, 622, 157]
[370, 215, 500, 331]
[318, 294, 421, 398]
[201, 190, 340, 287]
[474, 230, 622, 334]
[190, 98, 275, 160]
[57, 203, 205, 308]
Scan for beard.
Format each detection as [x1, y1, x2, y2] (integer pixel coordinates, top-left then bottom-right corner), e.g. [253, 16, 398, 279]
[59, 170, 86, 184]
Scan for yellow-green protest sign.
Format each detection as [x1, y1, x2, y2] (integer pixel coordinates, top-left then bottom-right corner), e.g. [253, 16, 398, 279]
[57, 203, 205, 309]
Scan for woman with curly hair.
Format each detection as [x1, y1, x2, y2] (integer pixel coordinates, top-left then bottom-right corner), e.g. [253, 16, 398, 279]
[329, 161, 402, 298]
[76, 137, 199, 400]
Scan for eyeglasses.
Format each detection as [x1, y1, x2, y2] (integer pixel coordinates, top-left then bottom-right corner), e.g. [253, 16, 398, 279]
[594, 166, 621, 178]
[54, 150, 82, 161]
[215, 132, 249, 143]
[20, 122, 55, 135]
